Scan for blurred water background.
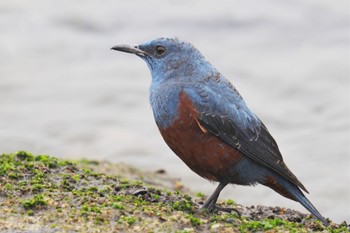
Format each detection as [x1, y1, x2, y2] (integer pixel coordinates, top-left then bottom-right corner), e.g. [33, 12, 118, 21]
[0, 0, 349, 223]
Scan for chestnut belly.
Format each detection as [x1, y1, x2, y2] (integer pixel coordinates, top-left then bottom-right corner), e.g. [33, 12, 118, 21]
[159, 116, 243, 183]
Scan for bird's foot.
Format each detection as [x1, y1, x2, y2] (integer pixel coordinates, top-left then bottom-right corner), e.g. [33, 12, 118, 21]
[200, 205, 241, 218]
[215, 206, 241, 217]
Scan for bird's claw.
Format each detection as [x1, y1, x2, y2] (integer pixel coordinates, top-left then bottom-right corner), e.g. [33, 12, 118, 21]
[215, 206, 241, 217]
[200, 205, 241, 218]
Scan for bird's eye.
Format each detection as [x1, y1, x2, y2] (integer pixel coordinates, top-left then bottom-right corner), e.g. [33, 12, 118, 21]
[155, 45, 166, 56]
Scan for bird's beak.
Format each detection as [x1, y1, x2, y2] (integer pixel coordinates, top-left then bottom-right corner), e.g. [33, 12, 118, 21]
[110, 44, 148, 57]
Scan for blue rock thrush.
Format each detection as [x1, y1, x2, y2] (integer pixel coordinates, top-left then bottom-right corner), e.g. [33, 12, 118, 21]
[111, 37, 328, 225]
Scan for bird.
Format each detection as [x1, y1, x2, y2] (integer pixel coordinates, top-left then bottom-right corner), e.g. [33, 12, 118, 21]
[111, 37, 328, 225]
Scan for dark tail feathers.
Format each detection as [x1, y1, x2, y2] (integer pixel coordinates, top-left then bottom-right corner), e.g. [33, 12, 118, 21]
[267, 176, 328, 225]
[292, 186, 328, 225]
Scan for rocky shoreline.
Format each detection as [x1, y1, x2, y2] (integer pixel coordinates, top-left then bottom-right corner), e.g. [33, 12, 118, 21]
[0, 151, 348, 232]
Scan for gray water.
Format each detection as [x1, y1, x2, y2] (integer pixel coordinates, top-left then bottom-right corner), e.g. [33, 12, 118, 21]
[0, 0, 349, 223]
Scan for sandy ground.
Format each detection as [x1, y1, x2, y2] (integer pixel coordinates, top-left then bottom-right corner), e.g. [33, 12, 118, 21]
[0, 0, 349, 223]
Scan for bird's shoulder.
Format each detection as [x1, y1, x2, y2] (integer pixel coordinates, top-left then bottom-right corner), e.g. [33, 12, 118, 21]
[183, 74, 261, 142]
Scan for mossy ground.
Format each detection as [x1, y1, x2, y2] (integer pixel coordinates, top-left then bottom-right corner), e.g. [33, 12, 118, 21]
[0, 151, 348, 232]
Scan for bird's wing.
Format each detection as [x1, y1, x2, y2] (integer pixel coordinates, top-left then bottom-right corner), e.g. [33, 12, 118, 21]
[185, 82, 308, 192]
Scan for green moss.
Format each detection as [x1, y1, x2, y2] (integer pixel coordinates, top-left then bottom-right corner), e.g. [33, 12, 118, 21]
[113, 195, 125, 202]
[0, 151, 346, 232]
[87, 186, 98, 192]
[331, 223, 350, 233]
[195, 192, 205, 197]
[21, 194, 48, 210]
[172, 200, 194, 212]
[186, 214, 201, 226]
[82, 168, 92, 174]
[239, 218, 301, 232]
[112, 202, 125, 210]
[151, 194, 160, 200]
[120, 215, 137, 225]
[72, 174, 81, 181]
[15, 150, 34, 161]
[35, 154, 59, 168]
[225, 199, 235, 205]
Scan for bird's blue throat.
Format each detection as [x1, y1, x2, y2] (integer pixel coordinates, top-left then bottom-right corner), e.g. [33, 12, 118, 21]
[149, 80, 182, 129]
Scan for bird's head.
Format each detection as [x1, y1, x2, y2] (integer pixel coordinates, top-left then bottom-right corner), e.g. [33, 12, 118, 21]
[111, 37, 211, 83]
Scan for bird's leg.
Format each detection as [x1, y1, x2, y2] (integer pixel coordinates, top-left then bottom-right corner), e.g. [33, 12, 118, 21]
[201, 182, 225, 211]
[200, 182, 241, 217]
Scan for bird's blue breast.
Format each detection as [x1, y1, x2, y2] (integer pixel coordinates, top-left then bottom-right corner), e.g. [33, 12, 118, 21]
[149, 80, 183, 128]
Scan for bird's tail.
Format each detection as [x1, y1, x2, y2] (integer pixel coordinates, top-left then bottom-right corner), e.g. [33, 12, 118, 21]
[264, 176, 328, 225]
